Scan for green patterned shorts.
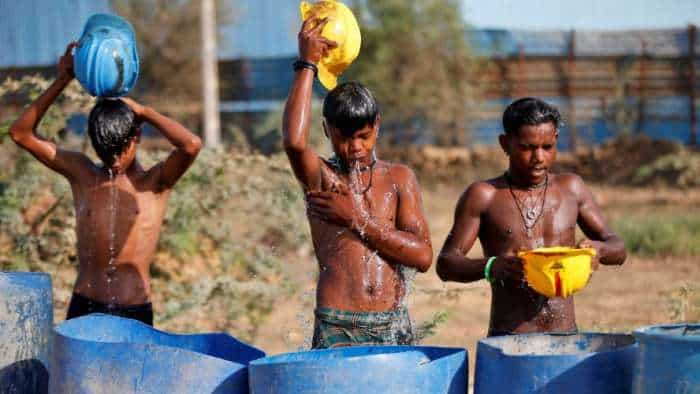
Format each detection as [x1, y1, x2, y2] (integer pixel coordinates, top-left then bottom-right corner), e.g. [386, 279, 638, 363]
[312, 307, 413, 349]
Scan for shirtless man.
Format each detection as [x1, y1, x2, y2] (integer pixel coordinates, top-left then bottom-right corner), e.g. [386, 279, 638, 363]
[284, 17, 433, 348]
[9, 43, 202, 326]
[436, 97, 626, 336]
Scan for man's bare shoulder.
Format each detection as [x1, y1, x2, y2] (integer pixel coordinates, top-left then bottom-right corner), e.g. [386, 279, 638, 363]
[63, 153, 98, 183]
[457, 177, 502, 213]
[465, 177, 501, 199]
[551, 172, 588, 197]
[131, 162, 173, 194]
[382, 161, 418, 184]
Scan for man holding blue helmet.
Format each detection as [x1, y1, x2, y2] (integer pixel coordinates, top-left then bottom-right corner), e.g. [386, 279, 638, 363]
[9, 29, 202, 325]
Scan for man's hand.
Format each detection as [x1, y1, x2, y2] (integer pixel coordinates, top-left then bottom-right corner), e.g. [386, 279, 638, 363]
[57, 42, 77, 82]
[578, 239, 602, 271]
[306, 187, 369, 231]
[120, 97, 147, 121]
[490, 256, 526, 285]
[298, 16, 338, 64]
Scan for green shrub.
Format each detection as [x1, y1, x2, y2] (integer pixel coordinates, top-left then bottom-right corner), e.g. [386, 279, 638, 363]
[613, 214, 700, 257]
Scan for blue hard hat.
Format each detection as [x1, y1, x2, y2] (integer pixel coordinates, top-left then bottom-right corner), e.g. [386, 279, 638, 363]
[74, 14, 139, 98]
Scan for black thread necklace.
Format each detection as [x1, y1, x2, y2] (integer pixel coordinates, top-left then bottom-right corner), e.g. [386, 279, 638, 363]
[506, 171, 548, 237]
[328, 155, 376, 194]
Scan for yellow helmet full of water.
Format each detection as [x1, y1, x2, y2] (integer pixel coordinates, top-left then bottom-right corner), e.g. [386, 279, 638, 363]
[300, 0, 361, 90]
[518, 247, 595, 298]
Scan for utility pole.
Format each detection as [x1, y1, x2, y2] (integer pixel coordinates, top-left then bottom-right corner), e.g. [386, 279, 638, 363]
[201, 0, 221, 148]
[636, 40, 647, 134]
[689, 24, 697, 147]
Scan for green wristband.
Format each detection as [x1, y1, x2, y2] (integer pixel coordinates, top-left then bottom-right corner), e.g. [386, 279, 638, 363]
[484, 256, 498, 283]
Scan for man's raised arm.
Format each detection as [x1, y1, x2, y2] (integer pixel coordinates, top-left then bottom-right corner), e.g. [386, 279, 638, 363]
[9, 42, 93, 181]
[121, 98, 201, 190]
[283, 17, 336, 190]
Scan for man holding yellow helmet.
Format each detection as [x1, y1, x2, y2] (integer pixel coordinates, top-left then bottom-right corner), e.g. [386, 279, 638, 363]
[436, 98, 627, 336]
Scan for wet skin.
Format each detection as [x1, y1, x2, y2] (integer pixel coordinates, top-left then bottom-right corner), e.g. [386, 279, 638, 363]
[69, 161, 170, 305]
[283, 17, 432, 312]
[437, 122, 626, 334]
[9, 43, 202, 306]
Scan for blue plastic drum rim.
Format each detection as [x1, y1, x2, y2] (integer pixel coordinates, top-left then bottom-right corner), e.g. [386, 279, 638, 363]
[74, 13, 139, 97]
[250, 345, 467, 367]
[477, 332, 637, 358]
[634, 323, 700, 343]
[0, 271, 52, 286]
[53, 313, 265, 363]
[249, 345, 468, 394]
[50, 314, 265, 393]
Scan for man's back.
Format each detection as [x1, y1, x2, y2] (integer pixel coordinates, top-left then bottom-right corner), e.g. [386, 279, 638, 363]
[8, 42, 202, 325]
[70, 161, 170, 305]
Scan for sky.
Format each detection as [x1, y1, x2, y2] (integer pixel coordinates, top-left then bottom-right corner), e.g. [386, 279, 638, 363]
[462, 0, 700, 30]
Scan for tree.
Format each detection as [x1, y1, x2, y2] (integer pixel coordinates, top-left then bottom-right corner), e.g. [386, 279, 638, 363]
[347, 0, 483, 145]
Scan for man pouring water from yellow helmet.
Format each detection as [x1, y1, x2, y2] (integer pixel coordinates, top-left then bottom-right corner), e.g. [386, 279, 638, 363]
[283, 2, 433, 348]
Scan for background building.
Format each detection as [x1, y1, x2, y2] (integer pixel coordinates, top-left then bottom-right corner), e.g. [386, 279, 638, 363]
[1, 0, 698, 147]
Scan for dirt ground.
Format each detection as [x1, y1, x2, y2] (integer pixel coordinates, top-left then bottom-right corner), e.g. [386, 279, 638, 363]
[252, 185, 700, 381]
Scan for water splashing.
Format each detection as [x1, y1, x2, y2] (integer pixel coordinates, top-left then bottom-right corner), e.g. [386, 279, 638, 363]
[391, 265, 418, 344]
[348, 161, 371, 238]
[107, 168, 119, 307]
[399, 265, 417, 311]
[295, 288, 316, 350]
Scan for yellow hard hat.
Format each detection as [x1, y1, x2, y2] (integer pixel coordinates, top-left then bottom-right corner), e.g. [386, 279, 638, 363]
[300, 0, 361, 90]
[518, 247, 595, 298]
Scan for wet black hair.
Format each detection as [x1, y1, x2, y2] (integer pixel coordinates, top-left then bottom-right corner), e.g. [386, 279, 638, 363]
[503, 97, 562, 135]
[87, 99, 139, 166]
[323, 82, 379, 137]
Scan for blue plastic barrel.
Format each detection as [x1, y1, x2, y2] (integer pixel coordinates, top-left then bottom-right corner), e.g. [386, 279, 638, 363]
[50, 314, 264, 394]
[0, 272, 53, 394]
[475, 333, 637, 394]
[249, 345, 467, 394]
[633, 323, 700, 393]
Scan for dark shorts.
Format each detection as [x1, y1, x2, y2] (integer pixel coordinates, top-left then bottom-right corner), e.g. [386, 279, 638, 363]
[66, 292, 154, 326]
[312, 307, 413, 349]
